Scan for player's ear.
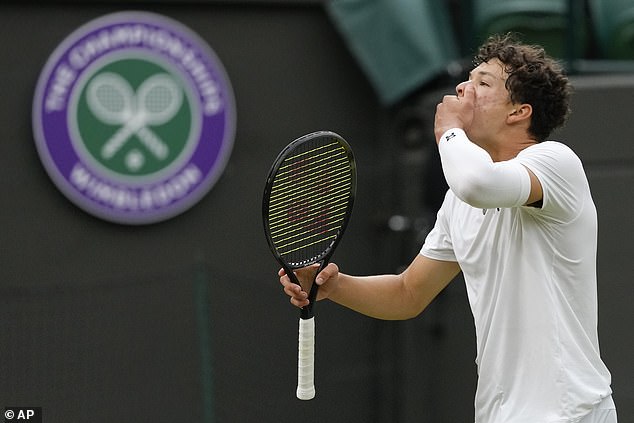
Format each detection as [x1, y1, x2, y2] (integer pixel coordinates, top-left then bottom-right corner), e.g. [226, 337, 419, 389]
[507, 103, 532, 124]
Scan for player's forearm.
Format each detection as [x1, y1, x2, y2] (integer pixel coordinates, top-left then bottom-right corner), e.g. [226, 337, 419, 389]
[438, 128, 530, 208]
[327, 273, 423, 320]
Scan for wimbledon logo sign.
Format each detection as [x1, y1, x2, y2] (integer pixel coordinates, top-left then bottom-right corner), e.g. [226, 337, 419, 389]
[32, 11, 236, 224]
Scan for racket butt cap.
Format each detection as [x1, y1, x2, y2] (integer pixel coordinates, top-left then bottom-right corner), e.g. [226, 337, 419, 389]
[296, 386, 315, 400]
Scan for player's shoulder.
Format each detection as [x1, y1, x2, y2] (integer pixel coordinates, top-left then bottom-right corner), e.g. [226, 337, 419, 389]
[520, 140, 577, 157]
[517, 140, 584, 170]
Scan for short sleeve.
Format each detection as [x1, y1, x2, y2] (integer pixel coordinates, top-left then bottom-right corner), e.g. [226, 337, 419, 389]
[516, 141, 590, 222]
[420, 190, 457, 262]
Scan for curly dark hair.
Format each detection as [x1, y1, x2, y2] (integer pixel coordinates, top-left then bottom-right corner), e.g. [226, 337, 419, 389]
[474, 33, 572, 142]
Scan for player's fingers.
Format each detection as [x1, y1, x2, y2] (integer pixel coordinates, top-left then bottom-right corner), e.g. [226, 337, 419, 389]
[280, 275, 304, 298]
[444, 94, 454, 102]
[291, 264, 319, 290]
[278, 268, 309, 308]
[315, 262, 339, 285]
[461, 83, 476, 108]
[283, 281, 304, 296]
[283, 283, 309, 307]
[290, 296, 309, 308]
[279, 271, 291, 287]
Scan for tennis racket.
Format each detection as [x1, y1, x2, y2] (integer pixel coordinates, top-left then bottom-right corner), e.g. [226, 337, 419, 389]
[262, 131, 357, 400]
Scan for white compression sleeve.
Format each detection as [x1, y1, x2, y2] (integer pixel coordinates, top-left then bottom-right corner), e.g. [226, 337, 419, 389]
[438, 128, 531, 209]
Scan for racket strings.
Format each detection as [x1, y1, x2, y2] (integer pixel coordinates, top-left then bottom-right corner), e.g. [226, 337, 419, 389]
[267, 140, 354, 265]
[270, 157, 350, 200]
[96, 85, 126, 112]
[269, 209, 348, 251]
[267, 172, 350, 219]
[268, 192, 349, 234]
[144, 85, 175, 113]
[277, 141, 340, 168]
[274, 146, 346, 183]
[269, 142, 350, 206]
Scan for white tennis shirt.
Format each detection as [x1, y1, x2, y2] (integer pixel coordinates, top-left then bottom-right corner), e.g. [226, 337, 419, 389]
[420, 139, 613, 423]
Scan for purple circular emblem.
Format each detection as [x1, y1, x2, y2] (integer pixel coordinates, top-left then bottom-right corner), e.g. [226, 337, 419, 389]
[33, 11, 236, 224]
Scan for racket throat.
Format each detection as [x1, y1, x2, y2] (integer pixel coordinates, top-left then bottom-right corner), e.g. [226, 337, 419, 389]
[300, 286, 318, 319]
[300, 302, 315, 320]
[300, 262, 325, 319]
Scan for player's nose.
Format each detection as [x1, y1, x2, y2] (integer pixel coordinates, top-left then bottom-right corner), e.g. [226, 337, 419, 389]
[456, 80, 470, 97]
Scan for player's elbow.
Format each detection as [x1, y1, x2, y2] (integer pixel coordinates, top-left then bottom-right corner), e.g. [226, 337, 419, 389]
[398, 280, 432, 320]
[390, 303, 424, 320]
[450, 174, 493, 209]
[403, 305, 427, 320]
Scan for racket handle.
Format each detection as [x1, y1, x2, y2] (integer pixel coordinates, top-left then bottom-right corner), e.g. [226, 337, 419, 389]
[102, 125, 134, 159]
[296, 316, 315, 400]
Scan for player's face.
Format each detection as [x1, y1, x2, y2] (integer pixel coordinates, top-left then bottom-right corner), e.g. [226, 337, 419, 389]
[455, 59, 515, 144]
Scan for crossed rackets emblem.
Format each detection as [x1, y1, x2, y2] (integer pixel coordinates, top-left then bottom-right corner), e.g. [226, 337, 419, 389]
[86, 72, 183, 169]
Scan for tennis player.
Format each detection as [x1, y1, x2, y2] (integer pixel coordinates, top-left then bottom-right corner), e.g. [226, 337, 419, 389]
[279, 34, 616, 422]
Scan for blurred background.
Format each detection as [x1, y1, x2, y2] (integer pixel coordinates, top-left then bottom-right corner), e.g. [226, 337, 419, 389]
[1, 0, 632, 422]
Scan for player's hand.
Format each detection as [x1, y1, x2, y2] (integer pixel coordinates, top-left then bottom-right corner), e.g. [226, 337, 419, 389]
[279, 264, 318, 308]
[279, 263, 340, 308]
[434, 82, 475, 142]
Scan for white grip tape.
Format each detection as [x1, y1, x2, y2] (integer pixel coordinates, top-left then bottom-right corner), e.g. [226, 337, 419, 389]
[296, 317, 315, 400]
